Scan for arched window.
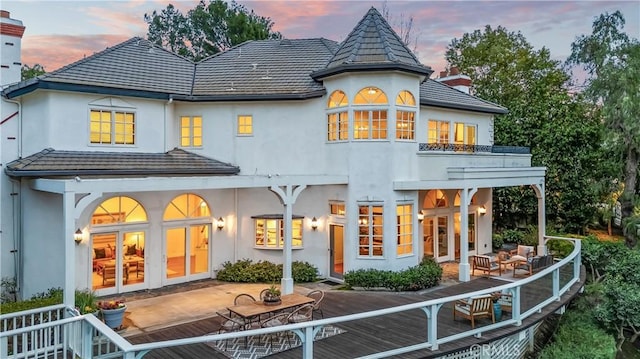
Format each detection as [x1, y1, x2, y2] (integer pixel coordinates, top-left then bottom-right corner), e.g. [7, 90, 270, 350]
[423, 190, 448, 209]
[163, 194, 210, 220]
[453, 191, 477, 206]
[396, 90, 416, 140]
[91, 196, 147, 225]
[327, 90, 349, 142]
[353, 87, 388, 140]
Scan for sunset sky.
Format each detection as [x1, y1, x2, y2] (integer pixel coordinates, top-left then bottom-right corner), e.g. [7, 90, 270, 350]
[2, 0, 639, 77]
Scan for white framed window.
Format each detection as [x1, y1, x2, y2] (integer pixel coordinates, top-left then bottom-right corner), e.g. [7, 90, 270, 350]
[454, 122, 477, 145]
[428, 120, 449, 144]
[254, 215, 303, 249]
[354, 87, 388, 140]
[90, 109, 135, 145]
[396, 90, 416, 140]
[180, 116, 202, 147]
[396, 203, 413, 256]
[358, 204, 384, 257]
[327, 90, 349, 141]
[329, 202, 346, 216]
[237, 115, 253, 136]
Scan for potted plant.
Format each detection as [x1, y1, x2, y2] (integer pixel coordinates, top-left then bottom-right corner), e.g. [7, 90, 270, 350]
[491, 292, 503, 321]
[263, 284, 281, 306]
[75, 289, 98, 315]
[97, 299, 126, 329]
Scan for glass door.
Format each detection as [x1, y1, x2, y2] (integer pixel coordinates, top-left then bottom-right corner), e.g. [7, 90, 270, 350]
[436, 216, 449, 261]
[164, 224, 210, 285]
[425, 216, 450, 261]
[454, 213, 477, 259]
[92, 230, 145, 295]
[329, 225, 344, 279]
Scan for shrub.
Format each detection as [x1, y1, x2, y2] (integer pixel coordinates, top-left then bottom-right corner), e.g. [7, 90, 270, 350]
[492, 233, 504, 250]
[0, 287, 62, 315]
[344, 259, 442, 292]
[75, 289, 98, 314]
[216, 259, 318, 283]
[546, 238, 574, 258]
[502, 229, 524, 244]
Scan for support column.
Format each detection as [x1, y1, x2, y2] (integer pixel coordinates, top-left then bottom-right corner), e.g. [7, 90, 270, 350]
[269, 184, 307, 294]
[532, 182, 546, 255]
[458, 188, 475, 282]
[63, 190, 76, 311]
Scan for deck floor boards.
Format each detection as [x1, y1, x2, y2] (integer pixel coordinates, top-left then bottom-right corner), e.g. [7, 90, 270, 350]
[127, 269, 584, 358]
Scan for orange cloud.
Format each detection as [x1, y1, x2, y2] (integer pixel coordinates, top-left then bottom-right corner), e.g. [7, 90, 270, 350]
[21, 34, 131, 72]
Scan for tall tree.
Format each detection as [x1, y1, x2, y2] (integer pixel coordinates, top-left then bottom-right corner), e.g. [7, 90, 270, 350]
[381, 1, 420, 53]
[445, 26, 606, 233]
[21, 63, 45, 80]
[568, 11, 640, 247]
[145, 0, 282, 61]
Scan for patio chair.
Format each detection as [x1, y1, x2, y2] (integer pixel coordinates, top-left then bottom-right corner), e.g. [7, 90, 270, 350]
[307, 290, 325, 319]
[215, 311, 246, 349]
[259, 312, 292, 347]
[453, 294, 495, 329]
[471, 255, 501, 276]
[510, 245, 535, 261]
[287, 303, 314, 324]
[234, 293, 256, 305]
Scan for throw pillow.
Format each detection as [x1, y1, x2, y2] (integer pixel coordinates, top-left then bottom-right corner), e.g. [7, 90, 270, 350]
[511, 255, 527, 262]
[94, 248, 106, 259]
[127, 244, 137, 256]
[104, 247, 113, 259]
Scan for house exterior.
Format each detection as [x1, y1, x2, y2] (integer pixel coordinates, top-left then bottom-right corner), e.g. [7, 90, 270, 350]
[1, 8, 546, 306]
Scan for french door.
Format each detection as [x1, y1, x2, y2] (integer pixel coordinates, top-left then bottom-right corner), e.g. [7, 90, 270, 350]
[163, 224, 210, 285]
[329, 224, 344, 279]
[91, 230, 146, 295]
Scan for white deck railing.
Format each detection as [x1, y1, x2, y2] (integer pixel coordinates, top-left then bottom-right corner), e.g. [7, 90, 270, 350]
[0, 236, 582, 359]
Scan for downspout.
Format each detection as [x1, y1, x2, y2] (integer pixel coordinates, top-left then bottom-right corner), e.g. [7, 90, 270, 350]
[234, 188, 238, 263]
[10, 178, 21, 299]
[164, 96, 173, 151]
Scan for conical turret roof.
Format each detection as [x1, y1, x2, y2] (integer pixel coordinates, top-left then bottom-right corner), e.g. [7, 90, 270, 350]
[312, 7, 432, 79]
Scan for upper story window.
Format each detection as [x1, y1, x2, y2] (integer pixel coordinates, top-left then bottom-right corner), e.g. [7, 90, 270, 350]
[396, 90, 416, 140]
[327, 90, 349, 142]
[358, 204, 384, 257]
[90, 109, 135, 145]
[428, 120, 449, 144]
[254, 215, 303, 249]
[354, 87, 388, 140]
[180, 116, 202, 147]
[454, 122, 477, 145]
[237, 115, 253, 136]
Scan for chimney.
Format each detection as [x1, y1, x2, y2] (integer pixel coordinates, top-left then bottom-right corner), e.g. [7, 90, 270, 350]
[1, 10, 26, 86]
[436, 66, 472, 94]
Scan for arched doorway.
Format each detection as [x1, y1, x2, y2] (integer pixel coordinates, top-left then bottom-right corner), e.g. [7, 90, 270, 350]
[163, 194, 212, 285]
[90, 196, 148, 295]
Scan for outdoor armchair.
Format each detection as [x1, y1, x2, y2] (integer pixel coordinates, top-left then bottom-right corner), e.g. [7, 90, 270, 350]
[471, 255, 501, 276]
[453, 294, 495, 329]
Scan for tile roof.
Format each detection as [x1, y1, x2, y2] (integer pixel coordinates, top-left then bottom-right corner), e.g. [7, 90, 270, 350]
[312, 7, 432, 79]
[420, 79, 508, 114]
[191, 38, 338, 98]
[20, 38, 195, 96]
[4, 148, 240, 178]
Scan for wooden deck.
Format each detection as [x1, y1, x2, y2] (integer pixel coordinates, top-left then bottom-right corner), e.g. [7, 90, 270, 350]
[127, 269, 585, 358]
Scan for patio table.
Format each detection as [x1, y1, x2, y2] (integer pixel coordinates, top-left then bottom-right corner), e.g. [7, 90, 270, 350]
[227, 293, 315, 324]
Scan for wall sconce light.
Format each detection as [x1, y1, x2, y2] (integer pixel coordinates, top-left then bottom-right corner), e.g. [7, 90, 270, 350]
[358, 217, 368, 226]
[311, 217, 318, 231]
[74, 228, 82, 245]
[417, 211, 425, 223]
[478, 206, 487, 216]
[216, 217, 225, 231]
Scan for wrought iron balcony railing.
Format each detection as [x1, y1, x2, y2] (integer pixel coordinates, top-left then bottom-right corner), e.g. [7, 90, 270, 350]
[418, 143, 530, 154]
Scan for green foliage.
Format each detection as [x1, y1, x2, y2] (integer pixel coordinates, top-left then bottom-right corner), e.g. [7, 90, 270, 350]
[492, 233, 504, 250]
[546, 238, 574, 258]
[521, 225, 540, 246]
[21, 63, 46, 80]
[501, 229, 524, 244]
[344, 259, 442, 292]
[581, 235, 627, 282]
[216, 259, 318, 283]
[75, 289, 98, 314]
[145, 0, 282, 61]
[0, 287, 62, 315]
[568, 11, 640, 245]
[539, 295, 616, 359]
[1, 276, 18, 303]
[446, 25, 605, 234]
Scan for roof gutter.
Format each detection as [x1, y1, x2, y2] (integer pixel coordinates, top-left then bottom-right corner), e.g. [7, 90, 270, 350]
[421, 99, 509, 115]
[4, 168, 240, 178]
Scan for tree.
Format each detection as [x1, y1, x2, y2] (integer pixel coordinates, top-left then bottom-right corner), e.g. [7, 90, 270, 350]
[145, 0, 282, 61]
[381, 1, 420, 53]
[21, 63, 45, 80]
[568, 11, 640, 247]
[445, 26, 606, 233]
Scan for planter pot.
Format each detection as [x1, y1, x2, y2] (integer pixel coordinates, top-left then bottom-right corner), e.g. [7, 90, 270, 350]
[101, 306, 126, 329]
[263, 297, 281, 306]
[493, 302, 502, 321]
